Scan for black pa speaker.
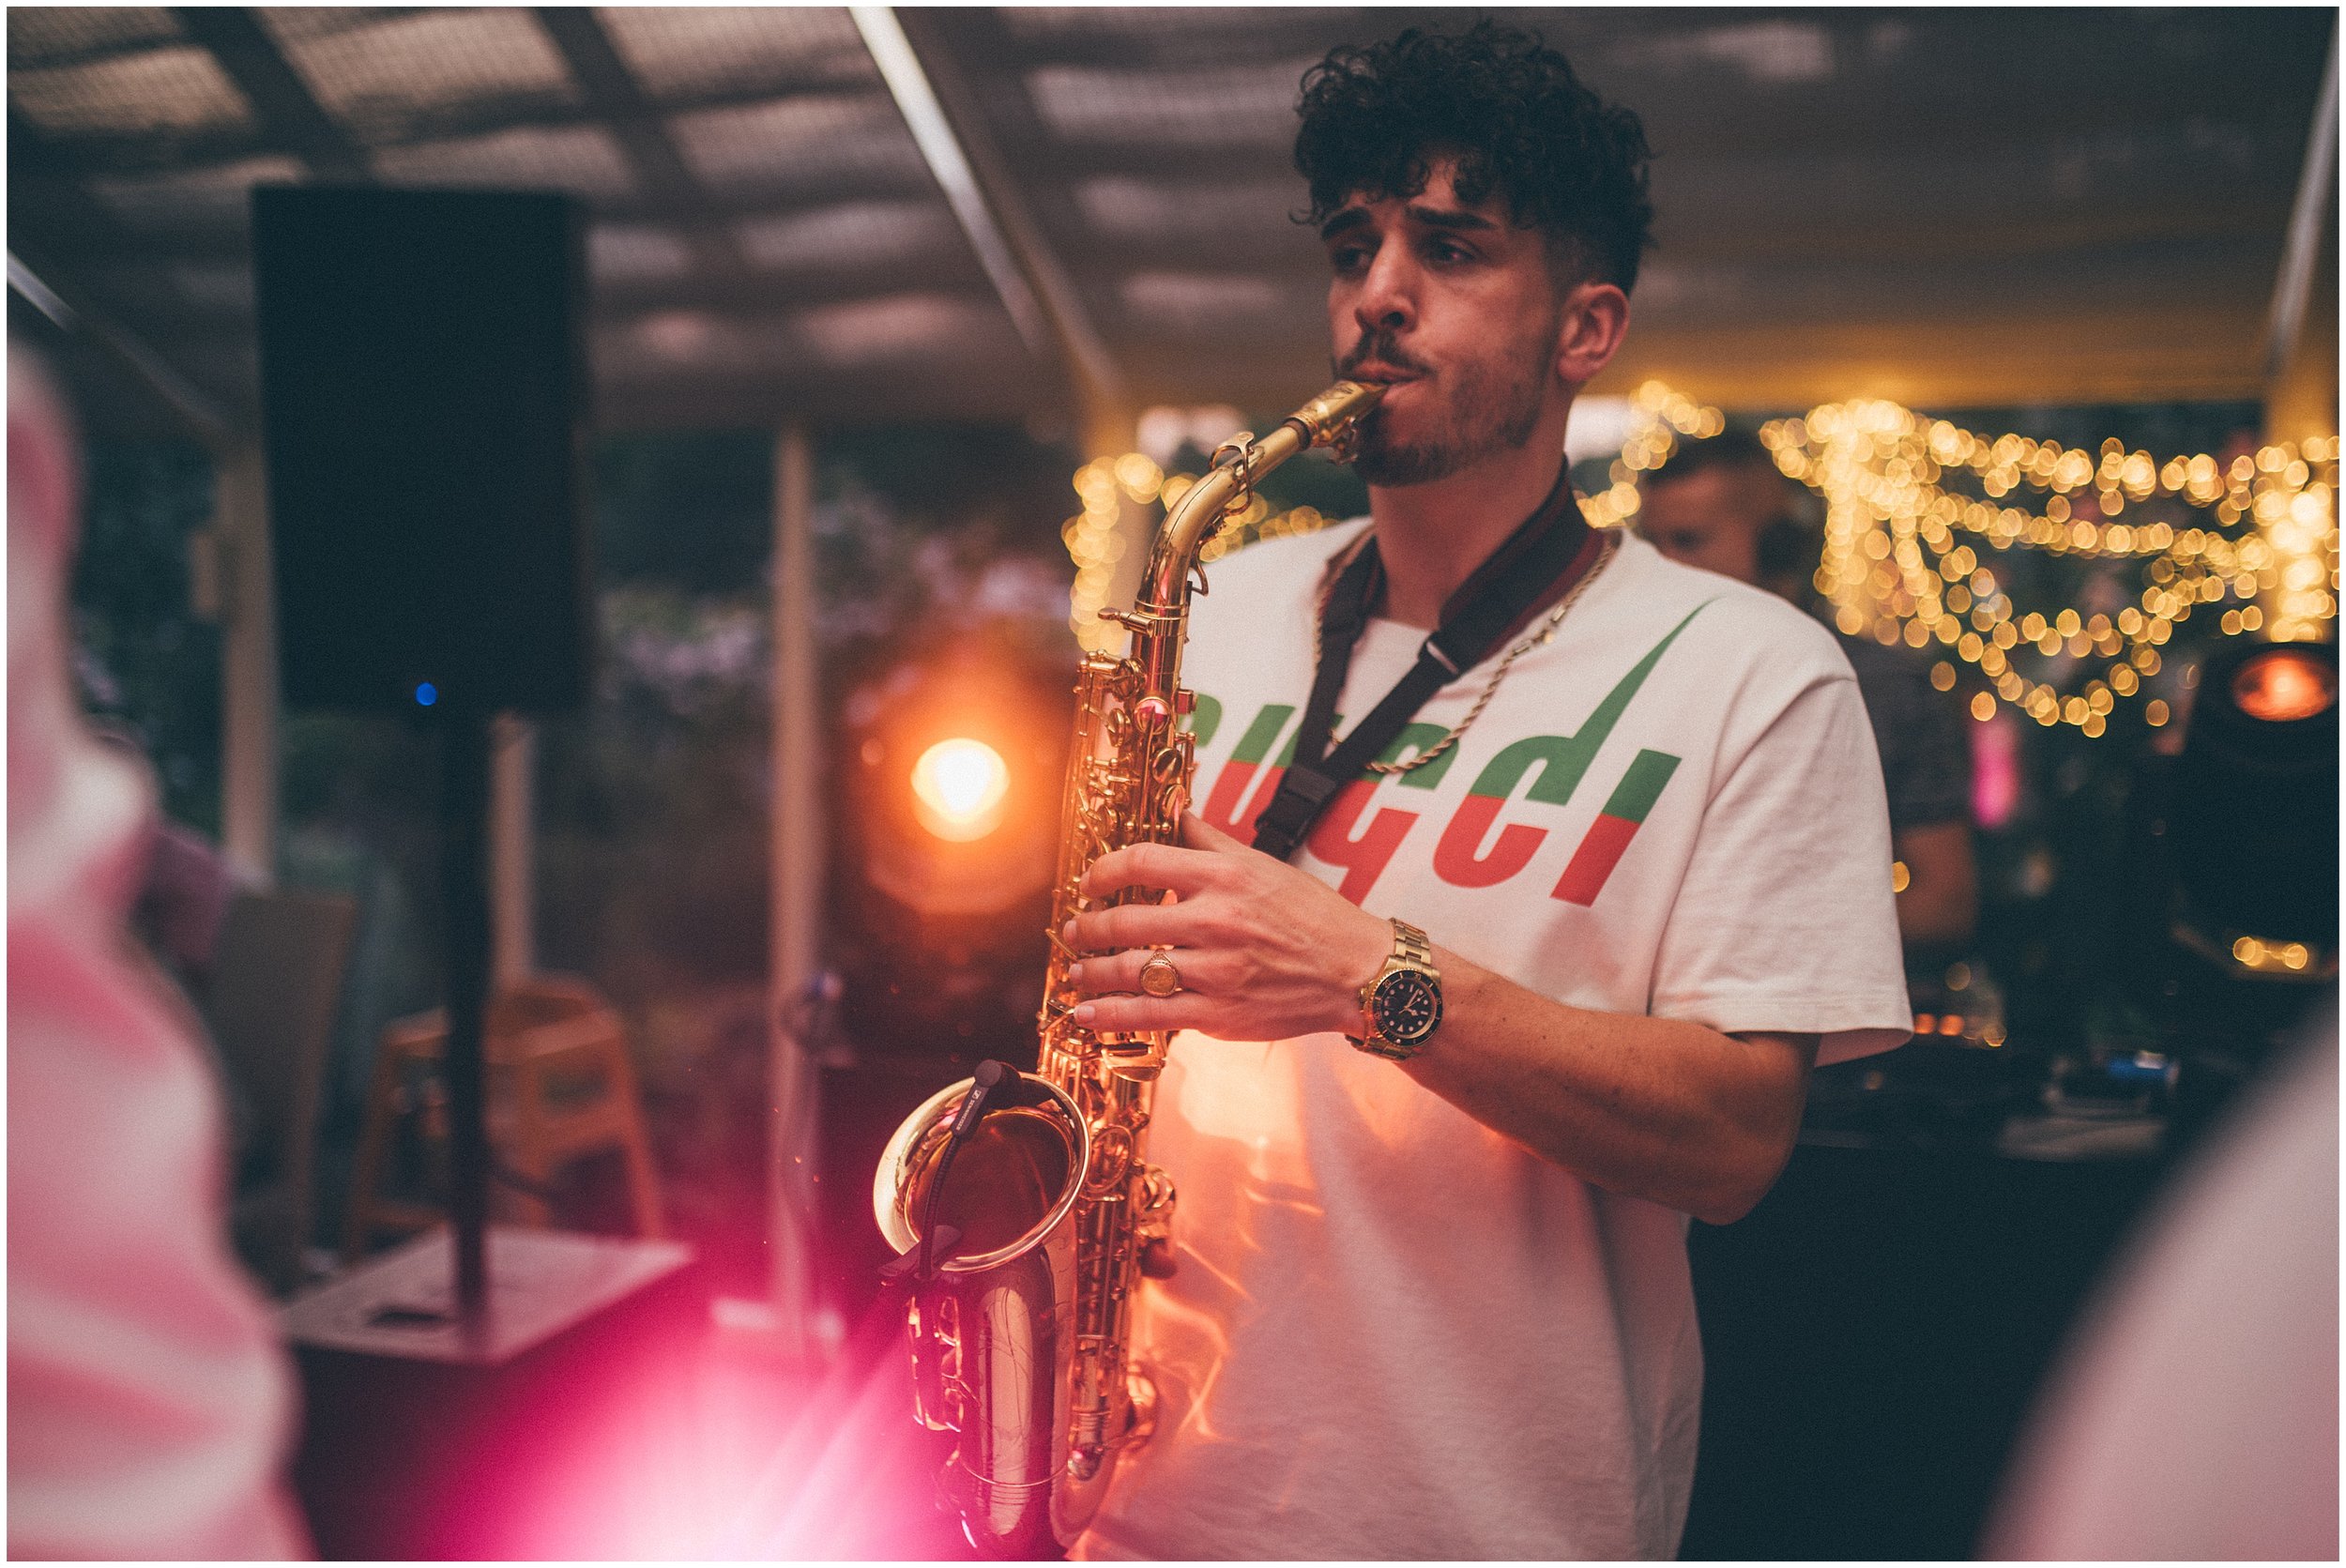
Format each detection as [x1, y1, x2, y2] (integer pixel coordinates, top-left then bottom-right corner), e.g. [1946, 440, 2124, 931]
[253, 186, 593, 716]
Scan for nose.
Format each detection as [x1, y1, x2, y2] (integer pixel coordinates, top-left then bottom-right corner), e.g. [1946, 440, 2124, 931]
[1351, 243, 1417, 339]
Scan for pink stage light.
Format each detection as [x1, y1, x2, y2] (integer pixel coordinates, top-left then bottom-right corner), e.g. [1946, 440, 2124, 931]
[480, 1292, 970, 1560]
[1973, 709, 2021, 830]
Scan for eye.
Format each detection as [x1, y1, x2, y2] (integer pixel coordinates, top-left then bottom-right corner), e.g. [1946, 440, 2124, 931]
[1425, 236, 1476, 266]
[1327, 240, 1373, 276]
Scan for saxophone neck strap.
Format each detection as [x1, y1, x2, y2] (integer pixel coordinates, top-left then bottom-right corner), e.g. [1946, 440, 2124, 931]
[1251, 474, 1600, 862]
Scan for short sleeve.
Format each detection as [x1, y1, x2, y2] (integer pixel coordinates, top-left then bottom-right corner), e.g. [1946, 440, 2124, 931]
[1648, 668, 1912, 1067]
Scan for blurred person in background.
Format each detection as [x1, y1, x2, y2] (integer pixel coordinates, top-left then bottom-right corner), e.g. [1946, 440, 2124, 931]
[1642, 431, 1978, 954]
[8, 341, 307, 1558]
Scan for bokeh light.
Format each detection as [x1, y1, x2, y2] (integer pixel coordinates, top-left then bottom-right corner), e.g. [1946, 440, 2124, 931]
[910, 738, 1011, 842]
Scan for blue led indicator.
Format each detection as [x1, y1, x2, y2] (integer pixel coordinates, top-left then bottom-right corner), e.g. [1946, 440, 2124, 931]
[416, 682, 438, 707]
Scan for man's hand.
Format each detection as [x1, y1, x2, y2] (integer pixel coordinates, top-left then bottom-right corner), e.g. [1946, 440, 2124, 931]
[1064, 813, 1392, 1039]
[1066, 814, 1817, 1225]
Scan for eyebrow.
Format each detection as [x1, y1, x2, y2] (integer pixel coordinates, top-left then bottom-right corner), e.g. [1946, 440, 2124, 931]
[1318, 202, 1501, 241]
[1405, 203, 1500, 233]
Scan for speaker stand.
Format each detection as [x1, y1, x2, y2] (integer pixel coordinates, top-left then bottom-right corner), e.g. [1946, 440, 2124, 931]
[439, 706, 492, 1342]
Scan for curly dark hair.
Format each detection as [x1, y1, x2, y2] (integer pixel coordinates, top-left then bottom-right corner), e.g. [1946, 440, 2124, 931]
[1646, 429, 1776, 487]
[1294, 20, 1653, 293]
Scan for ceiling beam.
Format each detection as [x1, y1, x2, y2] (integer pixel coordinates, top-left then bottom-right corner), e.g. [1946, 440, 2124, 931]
[12, 74, 891, 183]
[26, 172, 952, 270]
[854, 5, 1126, 427]
[2262, 28, 2338, 384]
[127, 252, 997, 329]
[8, 107, 240, 438]
[8, 246, 233, 444]
[169, 8, 369, 180]
[532, 8, 748, 278]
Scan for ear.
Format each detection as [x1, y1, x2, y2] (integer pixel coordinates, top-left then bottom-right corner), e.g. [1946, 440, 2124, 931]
[1552, 280, 1631, 389]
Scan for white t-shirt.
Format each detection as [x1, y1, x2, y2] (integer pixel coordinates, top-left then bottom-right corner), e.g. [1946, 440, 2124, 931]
[1074, 521, 1912, 1561]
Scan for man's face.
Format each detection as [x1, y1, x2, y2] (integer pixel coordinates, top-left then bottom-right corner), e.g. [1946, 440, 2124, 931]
[1321, 159, 1564, 487]
[1644, 464, 1806, 587]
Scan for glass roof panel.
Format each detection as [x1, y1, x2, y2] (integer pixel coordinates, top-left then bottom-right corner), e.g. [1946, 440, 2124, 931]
[796, 293, 1005, 366]
[591, 225, 696, 283]
[6, 8, 184, 68]
[261, 8, 580, 146]
[373, 124, 634, 200]
[1025, 59, 1313, 148]
[1120, 271, 1285, 328]
[736, 200, 956, 272]
[251, 9, 413, 47]
[669, 95, 922, 192]
[10, 41, 252, 139]
[599, 6, 876, 102]
[1072, 175, 1303, 242]
[997, 8, 1365, 48]
[86, 155, 308, 234]
[602, 310, 807, 377]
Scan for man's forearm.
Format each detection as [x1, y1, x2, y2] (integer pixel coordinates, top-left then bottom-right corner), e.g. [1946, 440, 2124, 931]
[1067, 816, 1820, 1225]
[1399, 948, 1818, 1225]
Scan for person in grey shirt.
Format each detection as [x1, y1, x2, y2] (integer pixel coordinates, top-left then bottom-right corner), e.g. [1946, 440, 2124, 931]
[1641, 431, 1977, 952]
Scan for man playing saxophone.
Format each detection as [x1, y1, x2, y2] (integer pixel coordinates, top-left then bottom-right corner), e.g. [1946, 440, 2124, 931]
[1063, 23, 1911, 1560]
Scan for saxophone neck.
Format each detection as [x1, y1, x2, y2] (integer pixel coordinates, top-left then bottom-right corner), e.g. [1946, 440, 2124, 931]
[1135, 379, 1385, 613]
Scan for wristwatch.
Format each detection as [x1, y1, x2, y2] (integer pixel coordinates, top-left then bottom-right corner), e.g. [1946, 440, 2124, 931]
[1348, 918, 1443, 1061]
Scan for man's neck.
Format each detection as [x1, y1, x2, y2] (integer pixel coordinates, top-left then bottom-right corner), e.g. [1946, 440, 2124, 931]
[1365, 438, 1573, 629]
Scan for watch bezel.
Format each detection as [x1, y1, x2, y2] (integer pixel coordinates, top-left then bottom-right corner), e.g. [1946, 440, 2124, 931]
[1368, 966, 1443, 1046]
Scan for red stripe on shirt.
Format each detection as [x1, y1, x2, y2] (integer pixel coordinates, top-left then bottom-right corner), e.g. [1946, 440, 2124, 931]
[1551, 814, 1641, 906]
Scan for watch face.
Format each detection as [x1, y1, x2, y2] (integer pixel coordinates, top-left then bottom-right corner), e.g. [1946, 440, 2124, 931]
[1371, 969, 1442, 1044]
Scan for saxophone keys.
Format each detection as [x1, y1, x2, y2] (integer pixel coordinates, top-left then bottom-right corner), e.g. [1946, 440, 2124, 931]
[1121, 1370, 1162, 1449]
[1084, 1123, 1135, 1193]
[1137, 1164, 1177, 1218]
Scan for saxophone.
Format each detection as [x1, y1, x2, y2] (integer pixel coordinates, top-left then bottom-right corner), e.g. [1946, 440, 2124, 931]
[872, 379, 1384, 1557]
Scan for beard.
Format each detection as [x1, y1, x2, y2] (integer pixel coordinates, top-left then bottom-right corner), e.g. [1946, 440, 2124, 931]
[1340, 320, 1557, 488]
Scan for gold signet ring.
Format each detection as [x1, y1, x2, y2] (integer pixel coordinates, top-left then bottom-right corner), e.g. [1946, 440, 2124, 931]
[1138, 951, 1183, 997]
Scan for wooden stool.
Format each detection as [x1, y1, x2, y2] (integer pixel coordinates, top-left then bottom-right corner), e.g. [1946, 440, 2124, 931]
[344, 975, 664, 1259]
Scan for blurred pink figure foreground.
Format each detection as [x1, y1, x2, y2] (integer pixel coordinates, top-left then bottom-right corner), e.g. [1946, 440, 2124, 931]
[7, 344, 306, 1559]
[1989, 1026, 2338, 1560]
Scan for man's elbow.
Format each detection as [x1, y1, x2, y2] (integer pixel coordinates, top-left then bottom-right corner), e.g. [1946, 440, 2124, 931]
[1690, 1179, 1769, 1227]
[1690, 1126, 1802, 1225]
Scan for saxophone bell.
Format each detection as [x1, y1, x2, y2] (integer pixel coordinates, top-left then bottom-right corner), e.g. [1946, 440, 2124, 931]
[873, 1071, 1091, 1553]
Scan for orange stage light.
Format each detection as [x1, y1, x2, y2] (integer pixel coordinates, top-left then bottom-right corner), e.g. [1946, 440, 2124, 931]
[2230, 647, 2337, 723]
[910, 738, 1011, 842]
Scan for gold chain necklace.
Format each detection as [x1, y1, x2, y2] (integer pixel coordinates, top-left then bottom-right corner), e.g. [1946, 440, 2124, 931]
[1344, 526, 1623, 777]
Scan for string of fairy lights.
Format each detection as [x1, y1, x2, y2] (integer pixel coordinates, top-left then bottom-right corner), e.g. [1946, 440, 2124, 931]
[1064, 383, 2339, 737]
[1763, 403, 2338, 736]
